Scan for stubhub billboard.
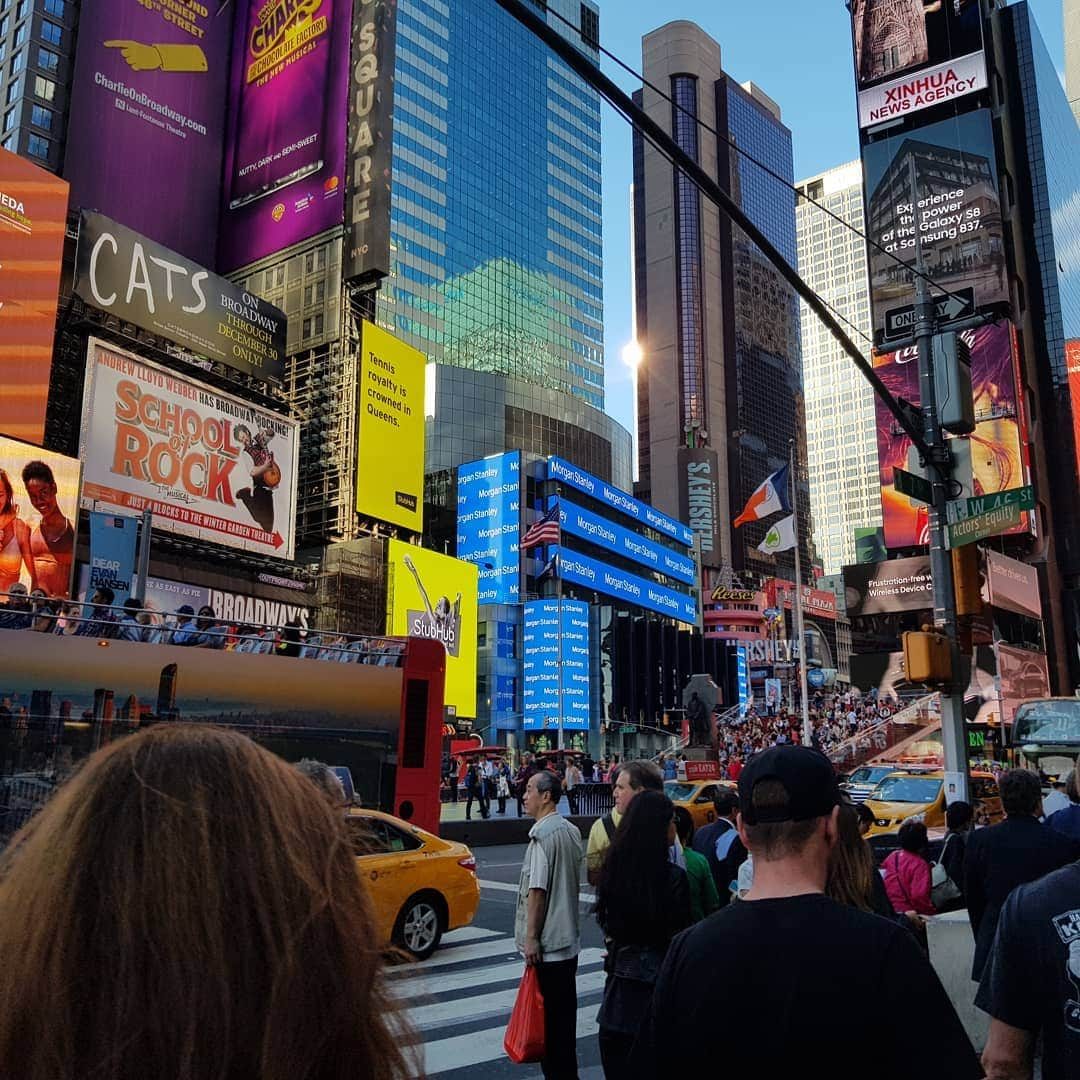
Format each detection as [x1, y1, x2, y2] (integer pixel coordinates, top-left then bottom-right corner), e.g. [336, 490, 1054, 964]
[522, 599, 590, 731]
[558, 498, 695, 586]
[457, 451, 521, 604]
[547, 456, 694, 547]
[557, 547, 697, 624]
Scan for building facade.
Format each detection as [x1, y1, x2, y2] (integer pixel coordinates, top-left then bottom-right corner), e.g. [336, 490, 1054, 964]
[631, 21, 810, 600]
[1066, 0, 1080, 124]
[795, 161, 881, 575]
[375, 0, 605, 409]
[0, 0, 75, 173]
[997, 1, 1080, 691]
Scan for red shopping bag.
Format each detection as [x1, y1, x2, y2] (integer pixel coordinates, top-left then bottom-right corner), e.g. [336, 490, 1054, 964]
[503, 964, 546, 1063]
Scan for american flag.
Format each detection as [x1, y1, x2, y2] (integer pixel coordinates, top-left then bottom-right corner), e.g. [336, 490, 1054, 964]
[537, 552, 559, 582]
[521, 501, 561, 548]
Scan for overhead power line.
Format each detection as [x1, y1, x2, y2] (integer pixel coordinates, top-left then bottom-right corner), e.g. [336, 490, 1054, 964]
[492, 0, 931, 459]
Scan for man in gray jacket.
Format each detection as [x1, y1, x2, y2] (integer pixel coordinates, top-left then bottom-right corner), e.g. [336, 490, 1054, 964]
[516, 769, 584, 1079]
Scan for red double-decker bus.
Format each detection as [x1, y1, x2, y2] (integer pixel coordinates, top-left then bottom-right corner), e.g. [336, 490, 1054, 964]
[0, 627, 446, 836]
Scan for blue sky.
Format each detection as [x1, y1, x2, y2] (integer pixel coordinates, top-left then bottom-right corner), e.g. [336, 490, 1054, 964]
[596, 0, 1068, 439]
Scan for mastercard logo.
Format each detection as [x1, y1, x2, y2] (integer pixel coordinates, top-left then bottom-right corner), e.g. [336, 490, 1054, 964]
[324, 175, 340, 193]
[271, 202, 286, 222]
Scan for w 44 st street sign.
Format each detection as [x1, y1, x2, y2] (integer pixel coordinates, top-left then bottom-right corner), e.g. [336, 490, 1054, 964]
[945, 485, 1035, 525]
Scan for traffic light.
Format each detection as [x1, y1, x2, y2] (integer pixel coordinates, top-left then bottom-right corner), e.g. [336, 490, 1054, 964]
[952, 545, 985, 618]
[902, 629, 952, 685]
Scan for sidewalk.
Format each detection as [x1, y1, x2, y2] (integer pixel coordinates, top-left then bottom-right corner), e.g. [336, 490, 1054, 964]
[440, 795, 576, 824]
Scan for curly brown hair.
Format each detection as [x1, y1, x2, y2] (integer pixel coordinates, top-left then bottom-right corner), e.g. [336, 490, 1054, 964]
[0, 724, 415, 1080]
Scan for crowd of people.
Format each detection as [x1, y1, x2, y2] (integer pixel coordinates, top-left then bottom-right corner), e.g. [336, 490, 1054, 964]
[0, 719, 1078, 1077]
[0, 583, 406, 665]
[714, 688, 900, 772]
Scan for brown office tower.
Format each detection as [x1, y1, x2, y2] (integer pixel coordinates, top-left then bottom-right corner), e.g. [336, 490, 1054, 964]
[631, 21, 811, 588]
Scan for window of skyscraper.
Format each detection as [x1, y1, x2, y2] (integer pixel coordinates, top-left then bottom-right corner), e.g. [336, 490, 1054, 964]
[33, 75, 54, 101]
[43, 0, 64, 16]
[29, 103, 50, 130]
[26, 132, 47, 158]
[40, 20, 61, 45]
[37, 47, 58, 72]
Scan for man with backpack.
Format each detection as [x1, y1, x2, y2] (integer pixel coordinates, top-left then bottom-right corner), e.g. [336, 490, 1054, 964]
[691, 786, 746, 904]
[586, 760, 663, 885]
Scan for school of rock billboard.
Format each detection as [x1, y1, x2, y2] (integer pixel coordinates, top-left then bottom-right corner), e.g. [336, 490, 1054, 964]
[873, 323, 1028, 548]
[862, 108, 1007, 345]
[63, 0, 233, 266]
[218, 0, 351, 271]
[78, 339, 300, 559]
[851, 0, 986, 129]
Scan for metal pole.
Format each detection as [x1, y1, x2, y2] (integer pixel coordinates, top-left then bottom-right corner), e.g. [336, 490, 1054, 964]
[556, 488, 563, 753]
[789, 441, 812, 747]
[910, 155, 969, 802]
[132, 508, 152, 605]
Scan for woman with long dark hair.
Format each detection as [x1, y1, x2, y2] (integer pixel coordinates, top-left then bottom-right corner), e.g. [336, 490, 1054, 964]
[0, 724, 414, 1080]
[595, 790, 692, 1077]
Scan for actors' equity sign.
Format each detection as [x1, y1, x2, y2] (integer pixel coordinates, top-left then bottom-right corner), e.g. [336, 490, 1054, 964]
[0, 148, 68, 446]
[78, 339, 300, 559]
[75, 212, 286, 383]
[0, 434, 81, 599]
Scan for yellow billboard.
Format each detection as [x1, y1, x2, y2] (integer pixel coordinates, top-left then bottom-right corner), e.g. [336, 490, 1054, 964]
[387, 540, 478, 718]
[356, 320, 426, 531]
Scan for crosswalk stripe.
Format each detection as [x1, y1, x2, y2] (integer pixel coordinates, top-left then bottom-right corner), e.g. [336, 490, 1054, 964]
[392, 946, 606, 1000]
[392, 935, 521, 973]
[440, 925, 501, 944]
[478, 877, 596, 905]
[407, 968, 607, 1031]
[420, 999, 603, 1076]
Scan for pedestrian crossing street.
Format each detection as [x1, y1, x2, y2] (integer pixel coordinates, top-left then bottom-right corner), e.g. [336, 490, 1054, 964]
[389, 924, 605, 1077]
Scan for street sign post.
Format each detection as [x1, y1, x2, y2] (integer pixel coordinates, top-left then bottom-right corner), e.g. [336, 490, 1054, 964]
[945, 484, 1035, 525]
[946, 503, 1023, 549]
[894, 466, 933, 505]
[883, 288, 976, 341]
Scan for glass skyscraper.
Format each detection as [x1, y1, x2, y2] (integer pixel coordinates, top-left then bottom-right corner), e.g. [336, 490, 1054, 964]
[376, 0, 605, 409]
[796, 161, 881, 575]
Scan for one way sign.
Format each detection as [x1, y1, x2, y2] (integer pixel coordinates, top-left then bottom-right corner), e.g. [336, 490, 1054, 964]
[883, 287, 976, 340]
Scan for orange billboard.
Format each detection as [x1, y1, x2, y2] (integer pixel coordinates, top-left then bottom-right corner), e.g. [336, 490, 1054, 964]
[0, 148, 68, 446]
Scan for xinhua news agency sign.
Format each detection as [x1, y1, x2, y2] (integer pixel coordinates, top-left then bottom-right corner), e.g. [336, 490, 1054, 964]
[857, 52, 987, 129]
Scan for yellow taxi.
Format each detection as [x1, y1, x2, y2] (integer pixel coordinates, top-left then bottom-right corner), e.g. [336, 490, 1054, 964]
[347, 809, 480, 959]
[664, 779, 736, 831]
[864, 769, 1003, 837]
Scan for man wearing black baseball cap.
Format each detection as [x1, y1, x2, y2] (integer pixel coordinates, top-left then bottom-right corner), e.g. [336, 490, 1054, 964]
[634, 745, 981, 1077]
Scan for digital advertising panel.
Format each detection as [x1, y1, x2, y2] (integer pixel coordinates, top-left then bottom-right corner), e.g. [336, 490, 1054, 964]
[218, 0, 351, 271]
[842, 555, 933, 617]
[356, 320, 425, 531]
[0, 435, 81, 599]
[62, 0, 232, 265]
[522, 599, 590, 731]
[75, 212, 287, 383]
[984, 551, 1041, 621]
[0, 149, 68, 447]
[557, 547, 697, 624]
[0, 148, 68, 446]
[87, 511, 139, 599]
[557, 498, 696, 586]
[873, 323, 1027, 548]
[996, 643, 1050, 726]
[677, 447, 722, 568]
[76, 565, 313, 629]
[78, 339, 300, 559]
[1068, 340, 1080, 485]
[547, 456, 694, 547]
[456, 452, 521, 605]
[851, 0, 986, 128]
[862, 109, 1007, 344]
[851, 0, 984, 89]
[345, 0, 398, 283]
[386, 540, 478, 718]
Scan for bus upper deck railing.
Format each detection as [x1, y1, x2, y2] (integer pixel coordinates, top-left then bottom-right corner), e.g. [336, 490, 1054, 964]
[0, 597, 408, 668]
